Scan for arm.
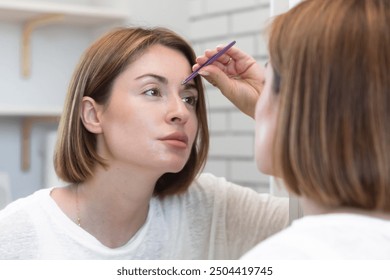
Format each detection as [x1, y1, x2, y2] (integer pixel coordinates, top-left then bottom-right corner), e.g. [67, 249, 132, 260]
[194, 46, 264, 118]
[223, 180, 289, 258]
[195, 173, 289, 259]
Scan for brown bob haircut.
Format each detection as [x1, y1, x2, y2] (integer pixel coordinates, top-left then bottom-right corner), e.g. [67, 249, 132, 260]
[269, 0, 390, 211]
[54, 27, 209, 198]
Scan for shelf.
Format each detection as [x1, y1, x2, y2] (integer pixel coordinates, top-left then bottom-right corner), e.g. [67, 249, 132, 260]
[0, 105, 61, 171]
[0, 1, 127, 172]
[0, 1, 128, 78]
[0, 1, 128, 26]
[0, 105, 62, 117]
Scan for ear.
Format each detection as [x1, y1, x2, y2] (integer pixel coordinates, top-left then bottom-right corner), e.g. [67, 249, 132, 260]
[81, 96, 103, 134]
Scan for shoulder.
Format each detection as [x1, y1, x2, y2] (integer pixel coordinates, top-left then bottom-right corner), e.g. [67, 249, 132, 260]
[191, 172, 229, 190]
[157, 173, 240, 217]
[184, 173, 288, 209]
[189, 172, 256, 198]
[241, 218, 311, 259]
[194, 173, 288, 210]
[0, 188, 51, 219]
[184, 173, 251, 206]
[0, 188, 52, 230]
[0, 189, 51, 259]
[0, 189, 52, 234]
[179, 173, 288, 221]
[159, 173, 224, 209]
[178, 173, 225, 202]
[241, 214, 388, 260]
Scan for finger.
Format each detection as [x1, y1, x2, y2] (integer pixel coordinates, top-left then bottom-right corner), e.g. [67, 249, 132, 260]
[196, 46, 233, 64]
[195, 51, 219, 66]
[199, 43, 241, 60]
[218, 46, 250, 64]
[192, 63, 200, 71]
[196, 49, 215, 62]
[211, 60, 230, 70]
[198, 64, 235, 96]
[195, 55, 232, 73]
[216, 53, 232, 65]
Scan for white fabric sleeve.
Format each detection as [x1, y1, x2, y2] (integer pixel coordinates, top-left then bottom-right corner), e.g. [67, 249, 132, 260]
[197, 173, 289, 259]
[0, 198, 39, 259]
[225, 180, 289, 258]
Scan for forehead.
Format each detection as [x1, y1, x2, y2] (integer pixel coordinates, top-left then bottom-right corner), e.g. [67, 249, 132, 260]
[128, 44, 190, 74]
[111, 44, 197, 92]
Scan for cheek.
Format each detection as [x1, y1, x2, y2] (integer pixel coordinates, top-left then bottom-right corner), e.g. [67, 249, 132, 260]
[188, 115, 199, 146]
[255, 122, 274, 175]
[254, 98, 277, 175]
[100, 101, 157, 148]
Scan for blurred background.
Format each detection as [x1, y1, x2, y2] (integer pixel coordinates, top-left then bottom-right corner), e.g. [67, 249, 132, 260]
[0, 0, 294, 209]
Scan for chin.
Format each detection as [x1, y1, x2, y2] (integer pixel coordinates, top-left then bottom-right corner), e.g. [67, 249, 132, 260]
[161, 160, 188, 174]
[168, 165, 187, 174]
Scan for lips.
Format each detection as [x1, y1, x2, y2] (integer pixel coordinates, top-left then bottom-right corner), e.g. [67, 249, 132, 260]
[159, 132, 189, 148]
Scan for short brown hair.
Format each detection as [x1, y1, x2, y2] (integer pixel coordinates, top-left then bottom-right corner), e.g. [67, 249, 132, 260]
[54, 27, 209, 197]
[269, 0, 390, 211]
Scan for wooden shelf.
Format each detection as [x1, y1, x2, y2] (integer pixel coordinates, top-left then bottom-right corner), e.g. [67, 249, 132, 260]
[0, 105, 61, 171]
[0, 105, 62, 171]
[0, 105, 62, 117]
[0, 1, 127, 171]
[0, 1, 128, 78]
[0, 1, 128, 26]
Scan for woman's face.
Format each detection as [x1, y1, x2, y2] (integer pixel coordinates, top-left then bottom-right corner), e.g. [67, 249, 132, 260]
[95, 44, 198, 175]
[255, 62, 279, 175]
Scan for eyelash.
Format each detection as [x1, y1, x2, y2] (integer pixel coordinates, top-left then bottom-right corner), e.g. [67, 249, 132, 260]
[182, 96, 198, 107]
[143, 88, 198, 107]
[144, 88, 161, 97]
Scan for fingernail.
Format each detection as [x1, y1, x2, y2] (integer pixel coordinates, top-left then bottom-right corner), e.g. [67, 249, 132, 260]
[198, 70, 209, 76]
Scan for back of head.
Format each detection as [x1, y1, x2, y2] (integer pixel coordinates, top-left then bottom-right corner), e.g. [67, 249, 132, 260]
[269, 0, 390, 211]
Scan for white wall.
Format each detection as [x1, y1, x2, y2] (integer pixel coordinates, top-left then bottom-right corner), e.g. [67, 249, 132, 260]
[127, 0, 190, 38]
[0, 23, 96, 199]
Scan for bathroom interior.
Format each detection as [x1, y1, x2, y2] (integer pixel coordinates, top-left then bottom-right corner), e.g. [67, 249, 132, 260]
[0, 0, 301, 221]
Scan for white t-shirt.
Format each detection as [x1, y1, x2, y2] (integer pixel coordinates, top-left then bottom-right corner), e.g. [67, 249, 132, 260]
[0, 173, 288, 259]
[242, 213, 390, 259]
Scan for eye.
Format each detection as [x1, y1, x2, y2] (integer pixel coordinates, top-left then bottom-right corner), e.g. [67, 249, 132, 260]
[143, 88, 161, 97]
[182, 96, 198, 107]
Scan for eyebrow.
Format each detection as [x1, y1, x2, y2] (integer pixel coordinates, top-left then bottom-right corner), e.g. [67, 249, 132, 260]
[135, 73, 169, 84]
[183, 82, 197, 92]
[135, 73, 198, 91]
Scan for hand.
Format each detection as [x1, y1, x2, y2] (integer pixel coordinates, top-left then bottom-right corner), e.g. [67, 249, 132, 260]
[194, 46, 264, 118]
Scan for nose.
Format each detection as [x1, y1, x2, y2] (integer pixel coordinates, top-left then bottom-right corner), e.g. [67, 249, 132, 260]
[166, 94, 190, 124]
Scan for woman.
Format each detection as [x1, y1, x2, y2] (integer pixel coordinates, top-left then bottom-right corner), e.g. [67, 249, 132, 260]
[0, 27, 288, 259]
[197, 0, 390, 259]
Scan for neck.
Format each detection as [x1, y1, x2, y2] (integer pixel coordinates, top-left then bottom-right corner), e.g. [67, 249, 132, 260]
[76, 163, 160, 248]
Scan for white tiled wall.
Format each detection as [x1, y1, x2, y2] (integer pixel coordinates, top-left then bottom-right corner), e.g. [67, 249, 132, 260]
[189, 0, 271, 192]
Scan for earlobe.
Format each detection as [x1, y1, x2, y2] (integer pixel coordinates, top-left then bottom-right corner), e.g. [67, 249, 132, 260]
[81, 97, 103, 134]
